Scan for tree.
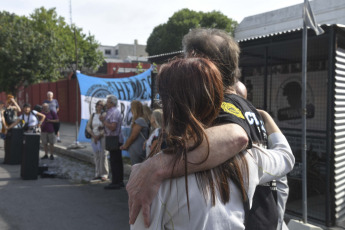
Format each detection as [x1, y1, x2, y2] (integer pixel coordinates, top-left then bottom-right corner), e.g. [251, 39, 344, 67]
[146, 9, 237, 56]
[29, 7, 104, 74]
[0, 12, 50, 93]
[0, 8, 103, 94]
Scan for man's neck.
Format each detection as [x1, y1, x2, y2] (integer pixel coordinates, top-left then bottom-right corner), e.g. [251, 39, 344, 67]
[224, 86, 237, 95]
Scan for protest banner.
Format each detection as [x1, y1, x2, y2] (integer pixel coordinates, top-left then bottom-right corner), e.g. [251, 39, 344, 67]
[76, 68, 152, 146]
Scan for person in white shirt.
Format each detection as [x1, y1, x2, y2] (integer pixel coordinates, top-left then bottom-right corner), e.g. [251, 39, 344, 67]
[8, 103, 45, 132]
[145, 109, 163, 157]
[131, 58, 294, 230]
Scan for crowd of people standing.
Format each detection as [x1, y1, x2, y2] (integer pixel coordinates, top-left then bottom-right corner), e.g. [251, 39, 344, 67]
[0, 91, 61, 160]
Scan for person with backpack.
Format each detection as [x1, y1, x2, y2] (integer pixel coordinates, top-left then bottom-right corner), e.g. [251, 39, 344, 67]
[131, 58, 294, 230]
[127, 28, 291, 230]
[7, 103, 45, 133]
[86, 100, 109, 182]
[40, 103, 59, 160]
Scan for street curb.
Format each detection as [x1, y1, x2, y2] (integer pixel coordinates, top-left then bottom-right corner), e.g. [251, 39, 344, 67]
[55, 145, 94, 165]
[40, 144, 133, 180]
[40, 144, 94, 165]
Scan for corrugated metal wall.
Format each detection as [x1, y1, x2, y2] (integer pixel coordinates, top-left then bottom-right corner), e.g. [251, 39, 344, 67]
[333, 47, 345, 225]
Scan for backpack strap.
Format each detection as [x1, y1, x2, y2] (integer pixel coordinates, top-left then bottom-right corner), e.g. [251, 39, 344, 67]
[32, 111, 39, 126]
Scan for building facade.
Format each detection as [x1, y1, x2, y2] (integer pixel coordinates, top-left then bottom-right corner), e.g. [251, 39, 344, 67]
[235, 0, 345, 227]
[98, 40, 148, 61]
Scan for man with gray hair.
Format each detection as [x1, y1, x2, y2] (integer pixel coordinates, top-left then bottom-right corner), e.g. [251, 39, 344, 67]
[40, 103, 59, 160]
[101, 95, 124, 190]
[43, 91, 61, 142]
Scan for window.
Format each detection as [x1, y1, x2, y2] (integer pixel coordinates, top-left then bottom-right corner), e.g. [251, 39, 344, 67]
[115, 49, 118, 55]
[105, 49, 111, 55]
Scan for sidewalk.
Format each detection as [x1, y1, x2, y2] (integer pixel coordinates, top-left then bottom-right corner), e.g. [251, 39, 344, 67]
[45, 122, 132, 183]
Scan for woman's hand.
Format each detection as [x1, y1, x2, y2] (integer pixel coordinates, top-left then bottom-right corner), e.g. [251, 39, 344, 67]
[257, 109, 281, 135]
[120, 145, 128, 150]
[93, 135, 99, 144]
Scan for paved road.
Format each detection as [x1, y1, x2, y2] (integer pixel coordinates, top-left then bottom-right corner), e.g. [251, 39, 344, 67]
[0, 125, 131, 230]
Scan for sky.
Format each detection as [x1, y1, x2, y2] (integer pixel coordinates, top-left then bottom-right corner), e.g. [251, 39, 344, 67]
[1, 0, 304, 46]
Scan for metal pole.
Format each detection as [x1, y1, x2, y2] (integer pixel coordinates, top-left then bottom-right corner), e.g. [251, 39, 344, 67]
[302, 0, 308, 224]
[67, 27, 85, 149]
[74, 28, 79, 144]
[66, 0, 85, 150]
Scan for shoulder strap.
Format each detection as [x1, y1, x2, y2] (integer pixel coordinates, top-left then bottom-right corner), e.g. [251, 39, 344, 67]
[90, 113, 95, 129]
[139, 131, 146, 140]
[31, 111, 39, 124]
[31, 111, 37, 118]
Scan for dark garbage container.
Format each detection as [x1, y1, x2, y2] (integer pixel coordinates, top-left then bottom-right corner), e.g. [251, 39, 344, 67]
[21, 133, 40, 180]
[4, 128, 24, 164]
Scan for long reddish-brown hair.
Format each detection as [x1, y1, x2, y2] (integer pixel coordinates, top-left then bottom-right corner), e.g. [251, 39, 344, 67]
[152, 57, 249, 212]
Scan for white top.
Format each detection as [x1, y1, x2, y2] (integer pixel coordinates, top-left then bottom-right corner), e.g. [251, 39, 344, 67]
[145, 128, 160, 157]
[22, 110, 39, 127]
[91, 113, 103, 136]
[131, 132, 294, 230]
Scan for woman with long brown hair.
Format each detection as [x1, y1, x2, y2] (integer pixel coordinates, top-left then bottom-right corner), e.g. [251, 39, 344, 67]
[120, 100, 149, 165]
[131, 58, 294, 230]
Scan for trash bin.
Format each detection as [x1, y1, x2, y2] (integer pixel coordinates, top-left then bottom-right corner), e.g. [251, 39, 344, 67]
[4, 128, 23, 164]
[21, 133, 40, 180]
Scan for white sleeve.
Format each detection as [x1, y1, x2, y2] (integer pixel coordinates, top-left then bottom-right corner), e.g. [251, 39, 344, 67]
[250, 132, 295, 185]
[130, 193, 164, 230]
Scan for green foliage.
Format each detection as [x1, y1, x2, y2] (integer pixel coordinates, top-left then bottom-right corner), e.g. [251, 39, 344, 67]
[0, 8, 103, 94]
[136, 62, 144, 73]
[146, 9, 238, 56]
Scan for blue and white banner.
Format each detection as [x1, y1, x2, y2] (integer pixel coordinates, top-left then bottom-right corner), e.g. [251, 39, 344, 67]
[76, 69, 152, 146]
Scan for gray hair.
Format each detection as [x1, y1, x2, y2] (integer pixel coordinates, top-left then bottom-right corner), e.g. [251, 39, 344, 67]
[106, 95, 118, 106]
[47, 91, 53, 96]
[151, 109, 163, 128]
[182, 28, 241, 87]
[42, 103, 50, 110]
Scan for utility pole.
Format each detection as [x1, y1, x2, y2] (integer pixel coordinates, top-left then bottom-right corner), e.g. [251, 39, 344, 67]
[68, 0, 85, 149]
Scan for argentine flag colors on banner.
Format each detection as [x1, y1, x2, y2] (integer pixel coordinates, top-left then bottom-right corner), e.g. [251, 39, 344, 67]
[76, 68, 152, 148]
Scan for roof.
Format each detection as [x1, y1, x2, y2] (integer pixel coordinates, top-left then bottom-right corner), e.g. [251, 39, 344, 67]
[237, 24, 345, 42]
[235, 0, 345, 41]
